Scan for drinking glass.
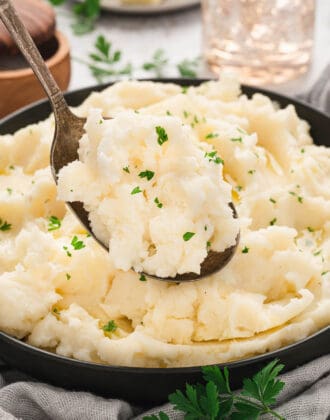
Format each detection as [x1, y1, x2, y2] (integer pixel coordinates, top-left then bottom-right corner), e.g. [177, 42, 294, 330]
[202, 0, 316, 85]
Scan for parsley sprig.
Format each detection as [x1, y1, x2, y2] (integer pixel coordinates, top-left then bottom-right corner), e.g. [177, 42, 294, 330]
[82, 35, 132, 83]
[143, 49, 169, 78]
[48, 215, 61, 231]
[144, 359, 285, 420]
[49, 0, 101, 35]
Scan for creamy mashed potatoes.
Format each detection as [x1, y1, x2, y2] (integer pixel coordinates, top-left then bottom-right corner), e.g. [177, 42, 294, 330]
[57, 111, 239, 277]
[0, 76, 329, 367]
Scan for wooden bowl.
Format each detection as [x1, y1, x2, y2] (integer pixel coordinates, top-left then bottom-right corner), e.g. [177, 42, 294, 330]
[0, 31, 70, 118]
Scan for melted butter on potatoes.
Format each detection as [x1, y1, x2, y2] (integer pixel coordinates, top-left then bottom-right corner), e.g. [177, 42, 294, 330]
[0, 76, 329, 367]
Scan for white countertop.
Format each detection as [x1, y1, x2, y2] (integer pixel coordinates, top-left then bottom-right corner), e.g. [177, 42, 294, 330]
[56, 0, 330, 96]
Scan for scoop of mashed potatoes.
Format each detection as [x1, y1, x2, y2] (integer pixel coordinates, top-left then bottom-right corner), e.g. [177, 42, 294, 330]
[57, 111, 239, 277]
[0, 76, 329, 367]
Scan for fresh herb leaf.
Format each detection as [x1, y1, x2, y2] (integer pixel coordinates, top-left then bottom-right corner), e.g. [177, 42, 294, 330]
[66, 273, 71, 280]
[143, 49, 168, 78]
[204, 150, 224, 165]
[177, 57, 199, 78]
[139, 170, 155, 181]
[139, 274, 147, 282]
[123, 166, 130, 173]
[230, 137, 243, 143]
[143, 412, 169, 420]
[183, 232, 195, 241]
[63, 246, 72, 257]
[242, 246, 249, 253]
[102, 320, 117, 333]
[307, 227, 314, 232]
[151, 360, 285, 420]
[269, 197, 276, 204]
[71, 235, 86, 250]
[155, 126, 168, 146]
[205, 132, 218, 139]
[131, 186, 142, 195]
[0, 219, 11, 231]
[154, 197, 163, 208]
[48, 215, 61, 231]
[6, 188, 12, 194]
[71, 0, 100, 34]
[248, 169, 256, 175]
[270, 218, 277, 226]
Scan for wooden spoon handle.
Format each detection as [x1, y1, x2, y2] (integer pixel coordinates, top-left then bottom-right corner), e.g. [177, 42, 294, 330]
[0, 0, 69, 118]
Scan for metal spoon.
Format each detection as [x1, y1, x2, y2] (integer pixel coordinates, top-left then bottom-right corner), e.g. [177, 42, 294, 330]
[0, 0, 239, 282]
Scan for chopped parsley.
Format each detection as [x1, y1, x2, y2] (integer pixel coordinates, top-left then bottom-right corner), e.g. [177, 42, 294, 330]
[9, 165, 14, 170]
[99, 119, 103, 124]
[269, 197, 276, 204]
[236, 185, 243, 192]
[66, 273, 71, 280]
[204, 225, 207, 231]
[230, 137, 243, 143]
[0, 219, 11, 231]
[102, 320, 117, 333]
[6, 188, 12, 195]
[53, 307, 60, 315]
[63, 246, 72, 257]
[155, 126, 168, 146]
[193, 115, 199, 124]
[48, 215, 61, 231]
[248, 169, 256, 175]
[321, 271, 329, 276]
[206, 241, 211, 248]
[166, 110, 172, 116]
[307, 227, 315, 233]
[139, 170, 155, 181]
[205, 132, 218, 139]
[181, 86, 189, 94]
[242, 246, 249, 254]
[183, 110, 190, 118]
[313, 250, 322, 256]
[131, 186, 142, 195]
[270, 218, 277, 226]
[123, 166, 130, 173]
[297, 196, 303, 203]
[139, 274, 147, 282]
[183, 232, 195, 241]
[71, 235, 86, 250]
[301, 148, 305, 153]
[154, 197, 163, 208]
[204, 151, 224, 165]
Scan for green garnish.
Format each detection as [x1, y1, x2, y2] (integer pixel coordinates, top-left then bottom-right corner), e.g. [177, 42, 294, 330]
[183, 110, 190, 118]
[71, 235, 86, 250]
[155, 126, 168, 146]
[139, 170, 155, 181]
[9, 165, 14, 170]
[297, 196, 303, 203]
[269, 198, 276, 204]
[143, 49, 168, 78]
[144, 359, 285, 420]
[230, 137, 243, 143]
[181, 86, 189, 94]
[102, 320, 117, 333]
[48, 215, 61, 231]
[248, 169, 256, 175]
[204, 151, 224, 165]
[242, 246, 249, 253]
[123, 166, 130, 173]
[313, 250, 322, 256]
[183, 232, 195, 241]
[139, 274, 147, 282]
[52, 307, 60, 314]
[307, 227, 314, 233]
[166, 110, 172, 116]
[0, 219, 11, 231]
[66, 273, 71, 280]
[321, 271, 329, 276]
[206, 241, 211, 248]
[131, 186, 142, 195]
[236, 185, 243, 192]
[204, 225, 207, 231]
[6, 188, 12, 195]
[177, 57, 199, 78]
[154, 197, 163, 208]
[63, 246, 72, 257]
[301, 148, 305, 153]
[270, 218, 277, 226]
[205, 133, 218, 139]
[87, 35, 132, 83]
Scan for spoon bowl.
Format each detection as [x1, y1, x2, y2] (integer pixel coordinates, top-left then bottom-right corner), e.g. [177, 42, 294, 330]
[0, 0, 240, 282]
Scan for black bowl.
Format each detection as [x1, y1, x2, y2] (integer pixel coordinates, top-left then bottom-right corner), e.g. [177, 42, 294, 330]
[0, 79, 329, 404]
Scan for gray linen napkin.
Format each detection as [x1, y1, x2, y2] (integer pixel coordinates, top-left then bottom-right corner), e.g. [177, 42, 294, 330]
[0, 64, 329, 420]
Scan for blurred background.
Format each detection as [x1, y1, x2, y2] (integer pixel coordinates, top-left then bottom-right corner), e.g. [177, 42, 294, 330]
[0, 0, 329, 117]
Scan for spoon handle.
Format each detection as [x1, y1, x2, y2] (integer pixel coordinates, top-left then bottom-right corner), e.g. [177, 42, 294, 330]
[0, 0, 70, 119]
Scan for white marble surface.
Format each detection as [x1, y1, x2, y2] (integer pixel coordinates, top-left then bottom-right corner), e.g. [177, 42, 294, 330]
[56, 0, 330, 95]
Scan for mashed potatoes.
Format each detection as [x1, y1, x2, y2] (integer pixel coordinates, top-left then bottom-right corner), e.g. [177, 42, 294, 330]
[0, 76, 329, 367]
[57, 111, 239, 277]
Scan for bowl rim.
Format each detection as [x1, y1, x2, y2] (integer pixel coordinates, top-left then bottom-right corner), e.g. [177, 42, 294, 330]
[0, 78, 329, 374]
[0, 31, 69, 79]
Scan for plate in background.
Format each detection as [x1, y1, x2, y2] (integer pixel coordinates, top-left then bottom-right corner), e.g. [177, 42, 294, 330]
[81, 0, 200, 14]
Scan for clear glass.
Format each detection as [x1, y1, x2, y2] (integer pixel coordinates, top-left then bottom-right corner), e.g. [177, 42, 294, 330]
[202, 0, 315, 85]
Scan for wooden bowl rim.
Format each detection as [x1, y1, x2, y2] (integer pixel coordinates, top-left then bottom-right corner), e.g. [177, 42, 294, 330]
[0, 31, 69, 79]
